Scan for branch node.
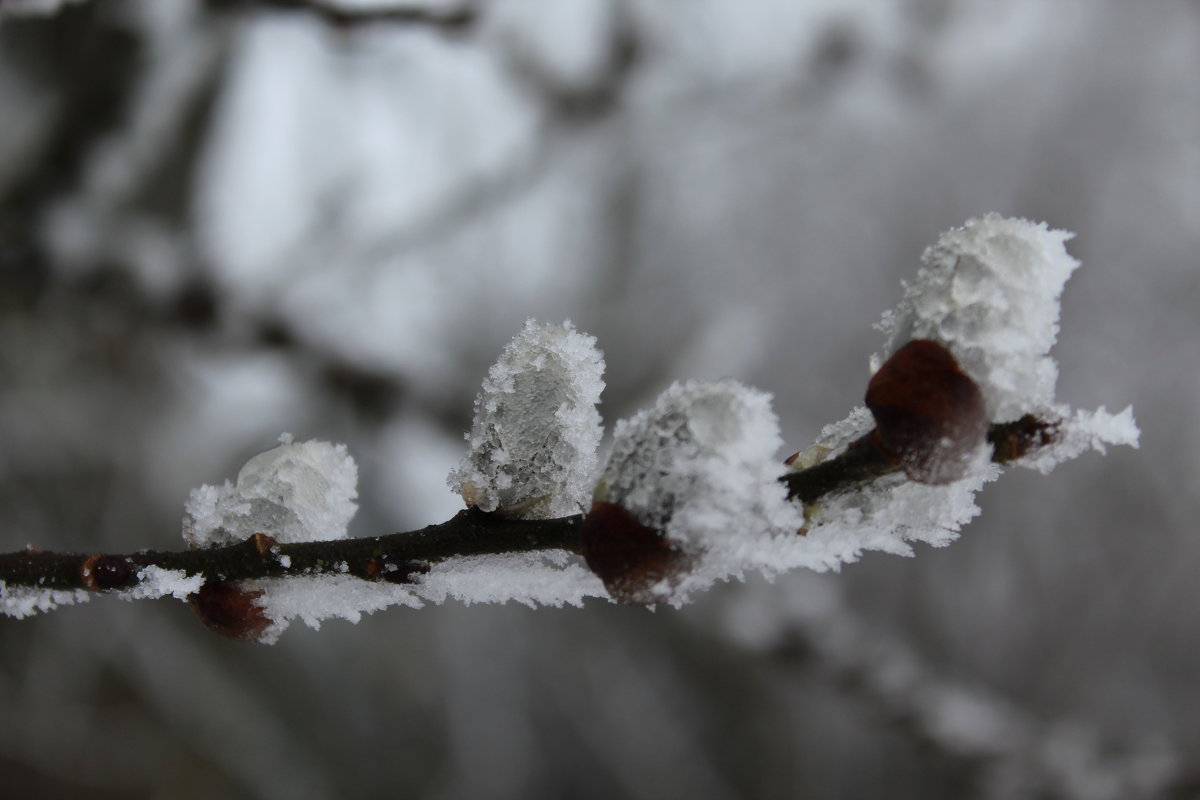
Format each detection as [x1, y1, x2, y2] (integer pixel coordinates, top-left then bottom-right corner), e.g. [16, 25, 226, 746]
[251, 532, 278, 557]
[80, 554, 137, 592]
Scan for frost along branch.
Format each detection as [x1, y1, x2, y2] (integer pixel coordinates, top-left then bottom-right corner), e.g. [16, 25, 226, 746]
[0, 217, 1139, 643]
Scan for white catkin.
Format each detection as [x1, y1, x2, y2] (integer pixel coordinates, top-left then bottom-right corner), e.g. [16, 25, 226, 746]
[448, 319, 605, 519]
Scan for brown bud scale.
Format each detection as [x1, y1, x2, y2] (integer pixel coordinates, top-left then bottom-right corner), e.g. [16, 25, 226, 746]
[189, 581, 272, 642]
[865, 339, 988, 484]
[580, 501, 690, 604]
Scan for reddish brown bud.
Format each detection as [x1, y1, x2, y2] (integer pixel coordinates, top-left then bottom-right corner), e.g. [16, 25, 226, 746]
[80, 554, 136, 591]
[189, 581, 271, 642]
[580, 501, 690, 604]
[865, 339, 987, 484]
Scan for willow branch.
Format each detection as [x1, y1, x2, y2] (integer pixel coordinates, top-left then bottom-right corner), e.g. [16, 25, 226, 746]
[0, 416, 1060, 599]
[0, 508, 582, 593]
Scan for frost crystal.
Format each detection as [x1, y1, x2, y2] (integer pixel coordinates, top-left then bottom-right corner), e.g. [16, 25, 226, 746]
[183, 435, 358, 547]
[1012, 405, 1140, 474]
[876, 214, 1080, 423]
[246, 552, 609, 643]
[448, 319, 604, 519]
[596, 380, 805, 599]
[123, 567, 205, 602]
[786, 407, 1001, 569]
[0, 581, 91, 619]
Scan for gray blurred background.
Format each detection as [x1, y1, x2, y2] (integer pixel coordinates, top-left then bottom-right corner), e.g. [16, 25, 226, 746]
[1, 0, 1197, 798]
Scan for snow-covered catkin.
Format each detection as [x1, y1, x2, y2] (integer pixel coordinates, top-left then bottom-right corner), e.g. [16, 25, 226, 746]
[183, 434, 359, 548]
[872, 214, 1138, 472]
[584, 380, 804, 603]
[448, 319, 604, 519]
[876, 214, 1079, 423]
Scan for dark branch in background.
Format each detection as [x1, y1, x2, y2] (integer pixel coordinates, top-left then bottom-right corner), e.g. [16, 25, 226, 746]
[744, 586, 1179, 800]
[498, 11, 641, 124]
[0, 2, 144, 312]
[207, 0, 478, 33]
[0, 417, 1060, 597]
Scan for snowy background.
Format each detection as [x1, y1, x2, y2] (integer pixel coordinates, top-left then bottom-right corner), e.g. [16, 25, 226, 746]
[1, 0, 1197, 797]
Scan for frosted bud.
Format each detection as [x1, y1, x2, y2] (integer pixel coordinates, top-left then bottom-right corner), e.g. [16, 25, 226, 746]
[448, 319, 605, 519]
[585, 380, 804, 603]
[865, 340, 988, 484]
[183, 435, 358, 548]
[875, 214, 1080, 423]
[189, 581, 272, 642]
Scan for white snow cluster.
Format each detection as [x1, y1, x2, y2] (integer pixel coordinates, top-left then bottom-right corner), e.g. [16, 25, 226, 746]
[183, 434, 358, 548]
[876, 214, 1079, 423]
[596, 380, 806, 599]
[250, 552, 607, 644]
[123, 566, 205, 602]
[784, 215, 1139, 570]
[872, 213, 1137, 472]
[0, 581, 91, 619]
[448, 319, 604, 519]
[1, 567, 207, 619]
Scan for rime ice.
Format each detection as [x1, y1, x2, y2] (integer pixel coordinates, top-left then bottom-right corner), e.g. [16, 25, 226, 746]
[0, 581, 92, 619]
[596, 380, 805, 600]
[448, 319, 604, 519]
[183, 435, 358, 547]
[124, 566, 205, 602]
[786, 406, 1001, 570]
[247, 553, 608, 644]
[876, 214, 1080, 423]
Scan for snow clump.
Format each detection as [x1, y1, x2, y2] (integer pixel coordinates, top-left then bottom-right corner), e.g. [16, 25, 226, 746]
[448, 319, 604, 519]
[875, 214, 1079, 423]
[183, 434, 358, 548]
[786, 214, 1140, 569]
[596, 379, 805, 599]
[0, 582, 91, 619]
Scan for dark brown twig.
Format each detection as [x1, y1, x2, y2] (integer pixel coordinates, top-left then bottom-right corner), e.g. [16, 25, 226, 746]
[1, 508, 582, 594]
[0, 416, 1060, 600]
[784, 415, 1061, 504]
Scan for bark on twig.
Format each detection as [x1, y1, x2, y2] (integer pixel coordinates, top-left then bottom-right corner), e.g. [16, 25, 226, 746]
[0, 418, 1059, 598]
